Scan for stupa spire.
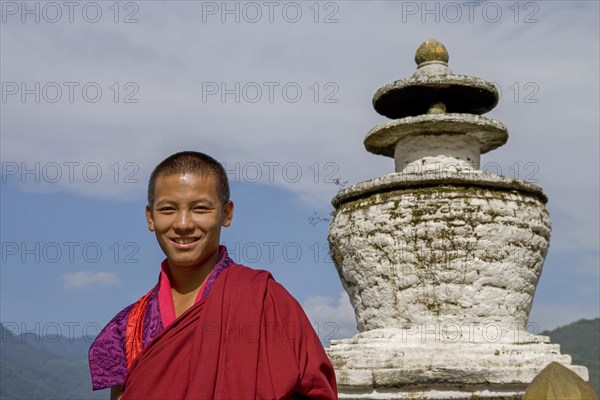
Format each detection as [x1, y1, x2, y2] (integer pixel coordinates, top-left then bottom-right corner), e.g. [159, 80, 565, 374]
[366, 39, 506, 174]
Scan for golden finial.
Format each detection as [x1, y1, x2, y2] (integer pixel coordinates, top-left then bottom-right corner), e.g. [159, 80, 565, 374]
[415, 39, 449, 66]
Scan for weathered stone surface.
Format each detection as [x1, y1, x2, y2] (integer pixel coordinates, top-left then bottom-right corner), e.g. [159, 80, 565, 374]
[364, 113, 508, 160]
[331, 171, 547, 207]
[327, 329, 589, 398]
[329, 176, 550, 332]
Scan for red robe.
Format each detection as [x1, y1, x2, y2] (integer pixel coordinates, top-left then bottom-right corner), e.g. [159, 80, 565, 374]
[121, 263, 337, 400]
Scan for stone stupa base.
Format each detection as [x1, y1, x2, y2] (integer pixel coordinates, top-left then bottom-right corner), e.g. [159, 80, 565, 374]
[327, 328, 588, 400]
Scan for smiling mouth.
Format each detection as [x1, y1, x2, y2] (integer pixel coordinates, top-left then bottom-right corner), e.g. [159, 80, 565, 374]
[171, 237, 200, 244]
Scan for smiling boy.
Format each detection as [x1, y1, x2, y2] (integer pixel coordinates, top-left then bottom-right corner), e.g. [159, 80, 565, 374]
[88, 151, 337, 400]
[148, 171, 233, 319]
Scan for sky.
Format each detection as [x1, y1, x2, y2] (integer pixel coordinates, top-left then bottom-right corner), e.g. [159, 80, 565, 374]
[0, 0, 598, 346]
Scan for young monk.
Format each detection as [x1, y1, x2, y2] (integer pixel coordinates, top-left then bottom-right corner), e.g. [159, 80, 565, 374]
[88, 151, 337, 399]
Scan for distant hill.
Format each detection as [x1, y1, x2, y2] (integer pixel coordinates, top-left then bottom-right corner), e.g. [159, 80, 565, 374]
[542, 318, 600, 396]
[20, 332, 92, 359]
[0, 324, 107, 399]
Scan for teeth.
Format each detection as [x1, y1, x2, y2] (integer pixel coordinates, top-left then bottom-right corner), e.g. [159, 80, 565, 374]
[174, 238, 196, 244]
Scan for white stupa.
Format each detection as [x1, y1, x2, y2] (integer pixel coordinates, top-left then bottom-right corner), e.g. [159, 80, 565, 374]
[326, 39, 589, 399]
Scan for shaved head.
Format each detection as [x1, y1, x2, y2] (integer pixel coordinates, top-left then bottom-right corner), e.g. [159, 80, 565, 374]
[147, 151, 230, 209]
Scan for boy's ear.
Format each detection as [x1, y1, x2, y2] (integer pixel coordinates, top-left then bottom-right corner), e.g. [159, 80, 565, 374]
[222, 200, 234, 227]
[146, 204, 155, 231]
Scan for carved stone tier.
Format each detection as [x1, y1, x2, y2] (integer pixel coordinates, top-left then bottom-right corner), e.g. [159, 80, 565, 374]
[364, 114, 507, 173]
[328, 329, 588, 399]
[372, 39, 498, 120]
[373, 75, 499, 119]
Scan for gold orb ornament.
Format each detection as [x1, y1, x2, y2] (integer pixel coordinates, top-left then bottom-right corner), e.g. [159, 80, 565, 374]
[415, 39, 449, 66]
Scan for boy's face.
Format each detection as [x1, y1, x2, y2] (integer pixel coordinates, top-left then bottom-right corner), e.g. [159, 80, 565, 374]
[145, 172, 233, 270]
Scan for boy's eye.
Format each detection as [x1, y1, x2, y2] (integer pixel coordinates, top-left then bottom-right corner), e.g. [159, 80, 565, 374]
[158, 207, 175, 212]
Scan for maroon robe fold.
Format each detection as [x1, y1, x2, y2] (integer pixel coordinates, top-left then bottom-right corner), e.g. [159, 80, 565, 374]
[121, 263, 337, 400]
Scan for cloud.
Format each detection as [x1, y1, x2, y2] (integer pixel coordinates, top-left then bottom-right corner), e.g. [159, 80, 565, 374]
[2, 3, 598, 243]
[302, 291, 357, 344]
[60, 271, 120, 289]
